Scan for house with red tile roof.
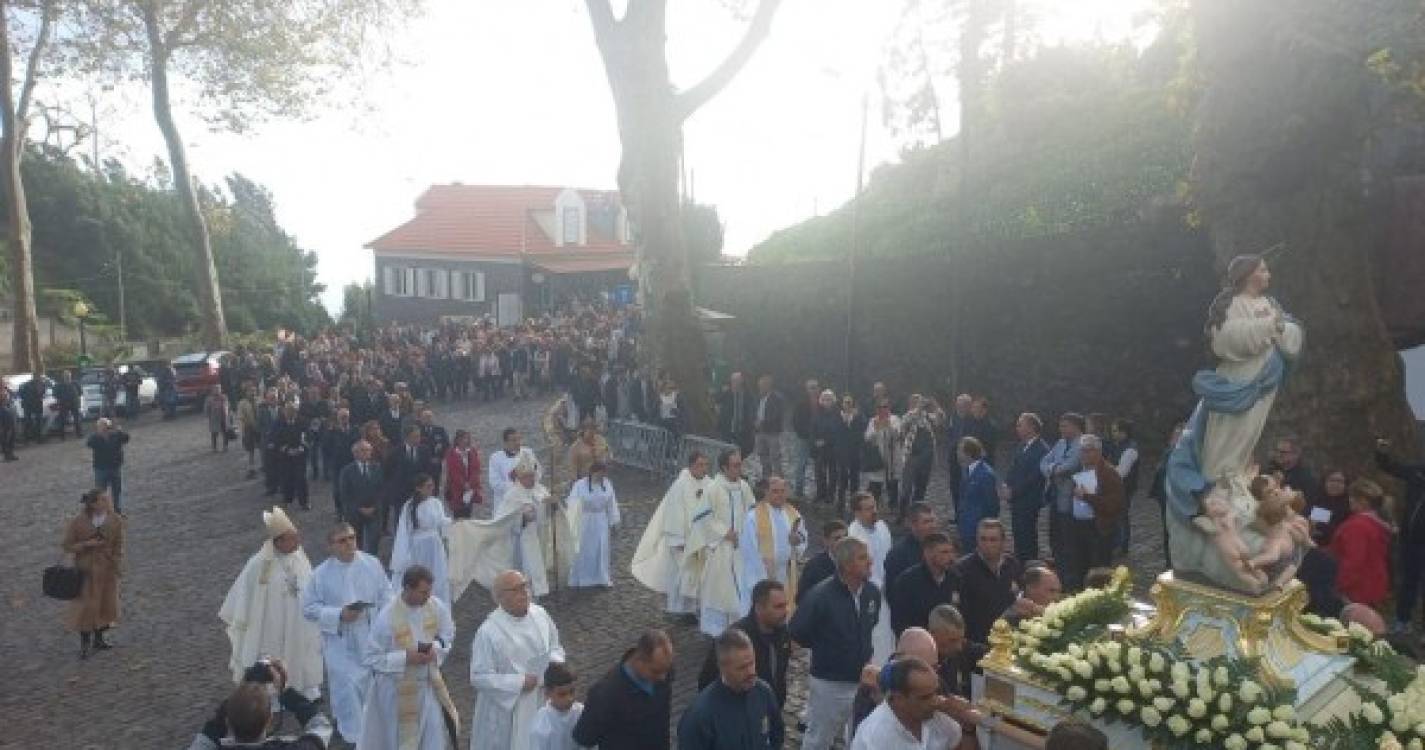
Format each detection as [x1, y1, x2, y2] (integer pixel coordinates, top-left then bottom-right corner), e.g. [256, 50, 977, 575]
[365, 184, 635, 325]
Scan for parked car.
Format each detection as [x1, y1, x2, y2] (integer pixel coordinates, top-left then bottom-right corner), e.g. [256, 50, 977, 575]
[173, 350, 230, 409]
[4, 372, 63, 434]
[79, 366, 157, 420]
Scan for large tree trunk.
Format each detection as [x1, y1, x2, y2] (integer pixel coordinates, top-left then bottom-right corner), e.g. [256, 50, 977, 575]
[143, 9, 226, 349]
[1, 0, 45, 375]
[1191, 0, 1418, 472]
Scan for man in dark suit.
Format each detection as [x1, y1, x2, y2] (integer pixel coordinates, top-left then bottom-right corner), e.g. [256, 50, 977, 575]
[415, 408, 449, 484]
[383, 425, 429, 532]
[378, 393, 407, 444]
[753, 374, 786, 480]
[696, 580, 793, 708]
[627, 369, 652, 422]
[883, 503, 940, 605]
[322, 407, 360, 511]
[270, 403, 310, 509]
[890, 532, 960, 636]
[1006, 412, 1050, 563]
[715, 371, 754, 456]
[338, 439, 386, 554]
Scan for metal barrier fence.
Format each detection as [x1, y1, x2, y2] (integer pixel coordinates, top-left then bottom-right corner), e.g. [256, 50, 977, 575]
[606, 419, 736, 478]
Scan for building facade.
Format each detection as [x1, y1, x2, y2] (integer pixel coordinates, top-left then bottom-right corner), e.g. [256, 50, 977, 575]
[366, 184, 635, 326]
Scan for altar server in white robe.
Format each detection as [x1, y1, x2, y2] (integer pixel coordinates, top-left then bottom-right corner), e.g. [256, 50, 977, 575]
[360, 565, 460, 750]
[847, 491, 896, 663]
[685, 449, 756, 636]
[488, 427, 542, 507]
[494, 453, 576, 597]
[219, 506, 324, 698]
[530, 662, 586, 750]
[468, 570, 567, 750]
[302, 522, 394, 745]
[741, 476, 807, 610]
[632, 452, 713, 614]
[566, 462, 620, 588]
[390, 473, 454, 605]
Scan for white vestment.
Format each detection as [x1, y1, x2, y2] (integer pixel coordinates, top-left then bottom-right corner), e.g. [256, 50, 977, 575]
[686, 475, 756, 636]
[360, 596, 457, 750]
[632, 469, 711, 614]
[741, 504, 807, 610]
[491, 482, 576, 597]
[468, 604, 566, 750]
[488, 448, 542, 508]
[390, 496, 453, 605]
[219, 542, 324, 696]
[848, 519, 895, 664]
[567, 476, 620, 587]
[530, 702, 586, 750]
[301, 551, 394, 745]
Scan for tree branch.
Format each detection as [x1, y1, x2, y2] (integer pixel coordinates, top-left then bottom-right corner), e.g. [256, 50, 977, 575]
[584, 0, 617, 42]
[163, 0, 210, 52]
[16, 0, 55, 135]
[673, 0, 783, 122]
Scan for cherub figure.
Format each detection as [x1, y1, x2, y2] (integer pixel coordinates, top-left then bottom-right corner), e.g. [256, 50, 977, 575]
[1247, 475, 1312, 587]
[1197, 484, 1267, 590]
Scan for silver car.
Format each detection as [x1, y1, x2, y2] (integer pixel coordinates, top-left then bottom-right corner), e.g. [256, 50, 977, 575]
[80, 366, 158, 420]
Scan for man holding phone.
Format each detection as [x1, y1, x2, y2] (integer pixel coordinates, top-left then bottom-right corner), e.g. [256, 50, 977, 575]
[741, 476, 807, 607]
[301, 523, 393, 746]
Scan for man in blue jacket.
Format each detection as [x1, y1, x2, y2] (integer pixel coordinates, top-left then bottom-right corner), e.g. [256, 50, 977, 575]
[955, 437, 1000, 552]
[788, 537, 881, 750]
[678, 628, 783, 750]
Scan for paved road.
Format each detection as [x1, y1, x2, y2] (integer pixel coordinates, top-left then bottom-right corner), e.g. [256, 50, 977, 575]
[0, 395, 1174, 749]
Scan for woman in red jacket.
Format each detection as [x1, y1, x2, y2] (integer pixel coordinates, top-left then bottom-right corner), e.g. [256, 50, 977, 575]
[443, 429, 482, 519]
[1328, 478, 1394, 608]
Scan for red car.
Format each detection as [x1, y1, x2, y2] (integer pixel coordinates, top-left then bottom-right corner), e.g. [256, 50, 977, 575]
[172, 350, 230, 409]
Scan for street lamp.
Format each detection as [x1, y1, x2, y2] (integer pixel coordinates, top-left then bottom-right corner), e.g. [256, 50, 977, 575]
[73, 300, 91, 359]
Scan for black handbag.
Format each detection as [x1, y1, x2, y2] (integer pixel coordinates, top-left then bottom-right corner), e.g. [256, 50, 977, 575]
[43, 564, 84, 600]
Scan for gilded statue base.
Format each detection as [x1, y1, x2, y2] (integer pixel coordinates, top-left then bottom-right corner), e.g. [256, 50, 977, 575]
[974, 573, 1358, 749]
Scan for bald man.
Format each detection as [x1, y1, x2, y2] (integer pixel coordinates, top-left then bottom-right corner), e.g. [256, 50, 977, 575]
[469, 570, 566, 750]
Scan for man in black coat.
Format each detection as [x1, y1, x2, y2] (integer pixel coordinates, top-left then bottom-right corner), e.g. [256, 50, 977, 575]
[797, 520, 847, 607]
[53, 370, 83, 439]
[337, 440, 385, 554]
[270, 403, 309, 509]
[926, 604, 989, 700]
[883, 502, 939, 606]
[697, 580, 793, 707]
[1006, 412, 1050, 563]
[321, 408, 360, 509]
[715, 371, 755, 456]
[680, 629, 784, 750]
[954, 519, 1022, 644]
[415, 408, 449, 484]
[383, 425, 429, 531]
[573, 630, 675, 750]
[753, 375, 787, 482]
[890, 532, 960, 636]
[378, 393, 406, 444]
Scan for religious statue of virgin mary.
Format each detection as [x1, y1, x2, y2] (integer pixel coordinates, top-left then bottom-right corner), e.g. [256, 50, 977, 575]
[1163, 254, 1308, 593]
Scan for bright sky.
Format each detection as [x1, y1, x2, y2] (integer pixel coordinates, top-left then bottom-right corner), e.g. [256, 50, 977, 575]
[71, 0, 1152, 313]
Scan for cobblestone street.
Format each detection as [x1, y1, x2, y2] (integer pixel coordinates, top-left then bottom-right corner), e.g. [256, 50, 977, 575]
[0, 394, 1173, 749]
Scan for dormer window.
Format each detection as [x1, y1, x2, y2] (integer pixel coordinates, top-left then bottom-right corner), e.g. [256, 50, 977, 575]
[562, 206, 581, 245]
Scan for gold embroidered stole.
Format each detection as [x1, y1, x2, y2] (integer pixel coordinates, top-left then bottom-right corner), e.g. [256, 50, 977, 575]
[390, 599, 460, 750]
[754, 502, 801, 608]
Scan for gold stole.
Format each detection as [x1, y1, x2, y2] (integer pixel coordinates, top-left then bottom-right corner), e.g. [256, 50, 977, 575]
[390, 599, 460, 750]
[754, 502, 801, 609]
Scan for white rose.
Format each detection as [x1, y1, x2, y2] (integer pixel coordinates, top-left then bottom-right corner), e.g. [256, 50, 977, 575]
[1166, 715, 1190, 736]
[1129, 665, 1148, 683]
[1187, 698, 1208, 719]
[1388, 695, 1407, 715]
[1218, 693, 1233, 713]
[1273, 704, 1295, 722]
[1138, 680, 1157, 698]
[1094, 679, 1112, 693]
[1066, 686, 1087, 702]
[1057, 667, 1073, 682]
[1246, 726, 1265, 743]
[1153, 696, 1175, 713]
[1073, 660, 1093, 679]
[1089, 697, 1108, 715]
[1414, 722, 1425, 738]
[1117, 698, 1136, 715]
[1171, 662, 1190, 681]
[1086, 651, 1102, 668]
[1285, 742, 1308, 750]
[1141, 706, 1163, 727]
[1267, 720, 1293, 738]
[1127, 646, 1143, 666]
[1248, 706, 1273, 725]
[1067, 643, 1084, 658]
[1213, 665, 1230, 687]
[1391, 714, 1411, 733]
[1381, 735, 1406, 750]
[1112, 676, 1132, 695]
[1107, 658, 1123, 674]
[1148, 652, 1166, 674]
[1362, 703, 1385, 725]
[1171, 680, 1192, 699]
[1224, 733, 1247, 750]
[1212, 714, 1231, 732]
[1239, 680, 1262, 704]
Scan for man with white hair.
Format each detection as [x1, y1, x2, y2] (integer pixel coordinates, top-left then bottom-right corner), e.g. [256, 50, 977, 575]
[469, 570, 566, 750]
[219, 506, 324, 699]
[1066, 434, 1125, 591]
[495, 452, 571, 598]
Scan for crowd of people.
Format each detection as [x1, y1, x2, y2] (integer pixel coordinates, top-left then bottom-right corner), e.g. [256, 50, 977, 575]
[27, 289, 1425, 750]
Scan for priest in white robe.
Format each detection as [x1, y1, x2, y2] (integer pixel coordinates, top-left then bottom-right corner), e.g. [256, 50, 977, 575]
[632, 452, 713, 615]
[847, 492, 896, 663]
[741, 477, 807, 610]
[492, 453, 576, 597]
[302, 522, 394, 746]
[390, 474, 454, 605]
[488, 428, 542, 507]
[219, 506, 324, 698]
[685, 450, 756, 636]
[566, 462, 620, 587]
[468, 570, 567, 750]
[360, 564, 460, 750]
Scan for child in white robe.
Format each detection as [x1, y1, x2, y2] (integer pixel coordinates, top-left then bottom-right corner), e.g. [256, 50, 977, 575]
[530, 662, 588, 750]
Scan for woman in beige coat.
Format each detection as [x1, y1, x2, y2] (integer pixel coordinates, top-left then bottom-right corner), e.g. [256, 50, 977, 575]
[62, 489, 125, 659]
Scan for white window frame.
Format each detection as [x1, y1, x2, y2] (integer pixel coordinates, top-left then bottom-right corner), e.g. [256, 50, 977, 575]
[457, 270, 486, 302]
[382, 266, 396, 295]
[420, 268, 448, 299]
[562, 206, 580, 245]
